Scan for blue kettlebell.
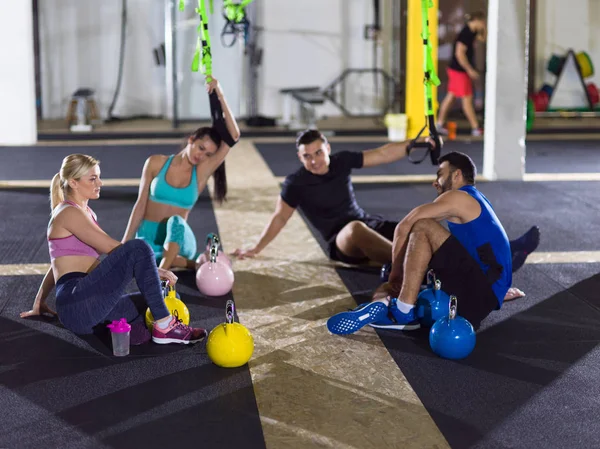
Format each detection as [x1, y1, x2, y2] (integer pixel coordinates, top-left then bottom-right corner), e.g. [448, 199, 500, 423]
[415, 270, 450, 327]
[429, 296, 476, 360]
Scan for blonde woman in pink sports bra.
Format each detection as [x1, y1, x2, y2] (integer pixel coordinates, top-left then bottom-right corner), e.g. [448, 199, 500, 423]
[20, 154, 207, 345]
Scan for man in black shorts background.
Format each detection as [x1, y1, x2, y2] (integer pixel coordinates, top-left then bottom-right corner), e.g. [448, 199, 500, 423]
[327, 152, 512, 334]
[233, 130, 538, 276]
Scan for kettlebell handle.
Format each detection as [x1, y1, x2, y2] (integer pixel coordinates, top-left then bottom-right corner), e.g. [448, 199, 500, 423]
[225, 299, 235, 324]
[426, 269, 438, 288]
[449, 295, 458, 320]
[205, 233, 221, 248]
[160, 280, 169, 296]
[160, 280, 175, 297]
[209, 240, 219, 263]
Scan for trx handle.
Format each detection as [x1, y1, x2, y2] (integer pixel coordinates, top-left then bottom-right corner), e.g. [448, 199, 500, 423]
[407, 0, 442, 165]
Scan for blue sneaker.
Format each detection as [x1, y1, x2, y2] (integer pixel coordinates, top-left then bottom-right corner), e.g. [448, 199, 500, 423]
[347, 302, 392, 326]
[369, 298, 421, 331]
[327, 302, 389, 335]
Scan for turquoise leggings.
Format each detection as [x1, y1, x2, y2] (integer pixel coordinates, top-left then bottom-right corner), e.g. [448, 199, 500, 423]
[136, 216, 198, 261]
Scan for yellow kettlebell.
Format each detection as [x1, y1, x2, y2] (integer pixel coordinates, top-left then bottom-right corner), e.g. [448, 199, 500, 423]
[145, 281, 190, 330]
[206, 300, 254, 368]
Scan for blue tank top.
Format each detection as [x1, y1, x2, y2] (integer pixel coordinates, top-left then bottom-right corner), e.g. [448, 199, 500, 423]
[149, 155, 199, 210]
[447, 185, 512, 307]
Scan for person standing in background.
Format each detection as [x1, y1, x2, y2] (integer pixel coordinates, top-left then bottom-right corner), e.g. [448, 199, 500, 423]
[436, 11, 487, 137]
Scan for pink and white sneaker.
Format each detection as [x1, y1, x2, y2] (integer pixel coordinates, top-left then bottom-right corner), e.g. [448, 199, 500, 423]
[152, 313, 207, 345]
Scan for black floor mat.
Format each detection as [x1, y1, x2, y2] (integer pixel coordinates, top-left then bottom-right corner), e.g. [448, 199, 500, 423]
[329, 256, 600, 449]
[292, 179, 600, 449]
[0, 188, 265, 449]
[255, 139, 600, 176]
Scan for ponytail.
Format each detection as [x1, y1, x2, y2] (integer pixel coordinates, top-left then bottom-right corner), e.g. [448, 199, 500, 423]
[50, 154, 99, 211]
[50, 173, 65, 211]
[212, 161, 227, 204]
[187, 126, 229, 204]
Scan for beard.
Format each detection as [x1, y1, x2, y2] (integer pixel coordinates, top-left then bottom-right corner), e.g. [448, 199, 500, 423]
[438, 177, 453, 195]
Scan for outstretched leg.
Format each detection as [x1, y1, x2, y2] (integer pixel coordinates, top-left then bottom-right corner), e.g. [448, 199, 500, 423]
[335, 221, 393, 265]
[510, 226, 540, 272]
[55, 240, 206, 344]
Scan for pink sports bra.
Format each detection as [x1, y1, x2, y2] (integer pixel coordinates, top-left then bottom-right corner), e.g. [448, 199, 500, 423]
[48, 201, 100, 261]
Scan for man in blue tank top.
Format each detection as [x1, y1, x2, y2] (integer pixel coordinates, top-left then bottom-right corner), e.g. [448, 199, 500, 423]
[328, 151, 512, 334]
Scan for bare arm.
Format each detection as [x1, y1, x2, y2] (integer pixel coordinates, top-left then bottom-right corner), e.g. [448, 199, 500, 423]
[388, 191, 470, 283]
[202, 78, 242, 175]
[362, 136, 435, 167]
[233, 197, 295, 258]
[61, 207, 122, 255]
[362, 141, 409, 167]
[213, 81, 240, 144]
[455, 42, 478, 77]
[20, 267, 57, 318]
[122, 156, 158, 242]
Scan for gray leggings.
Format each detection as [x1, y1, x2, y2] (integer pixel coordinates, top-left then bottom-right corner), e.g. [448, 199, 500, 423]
[55, 239, 170, 335]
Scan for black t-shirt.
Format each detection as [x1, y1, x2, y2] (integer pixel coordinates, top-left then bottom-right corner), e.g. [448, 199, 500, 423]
[449, 25, 477, 72]
[280, 151, 367, 241]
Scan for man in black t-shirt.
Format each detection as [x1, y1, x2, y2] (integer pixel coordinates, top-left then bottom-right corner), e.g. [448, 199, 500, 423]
[437, 11, 487, 137]
[233, 130, 540, 282]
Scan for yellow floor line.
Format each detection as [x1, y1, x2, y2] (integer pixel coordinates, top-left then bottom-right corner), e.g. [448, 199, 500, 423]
[206, 141, 450, 449]
[0, 264, 50, 275]
[2, 171, 600, 190]
[527, 251, 600, 264]
[0, 179, 141, 188]
[523, 173, 600, 182]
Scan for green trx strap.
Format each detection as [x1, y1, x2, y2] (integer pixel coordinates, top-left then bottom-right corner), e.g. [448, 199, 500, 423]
[223, 0, 254, 24]
[407, 0, 442, 165]
[179, 0, 213, 80]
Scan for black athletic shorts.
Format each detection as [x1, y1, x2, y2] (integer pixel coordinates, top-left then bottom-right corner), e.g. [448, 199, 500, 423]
[328, 216, 398, 264]
[428, 235, 500, 329]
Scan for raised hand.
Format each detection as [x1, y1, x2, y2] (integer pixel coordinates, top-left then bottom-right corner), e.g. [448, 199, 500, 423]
[206, 77, 220, 94]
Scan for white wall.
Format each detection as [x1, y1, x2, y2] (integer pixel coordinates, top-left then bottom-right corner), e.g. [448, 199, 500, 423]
[257, 0, 385, 118]
[0, 1, 37, 144]
[39, 0, 164, 119]
[174, 0, 244, 119]
[38, 0, 242, 121]
[534, 0, 599, 91]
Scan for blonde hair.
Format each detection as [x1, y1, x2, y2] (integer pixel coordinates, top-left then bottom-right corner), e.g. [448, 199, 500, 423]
[50, 154, 100, 210]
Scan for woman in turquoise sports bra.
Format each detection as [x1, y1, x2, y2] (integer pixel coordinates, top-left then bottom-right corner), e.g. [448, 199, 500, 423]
[121, 76, 240, 270]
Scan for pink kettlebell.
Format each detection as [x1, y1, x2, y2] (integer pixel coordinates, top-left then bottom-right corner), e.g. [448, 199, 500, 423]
[196, 236, 234, 297]
[196, 233, 232, 268]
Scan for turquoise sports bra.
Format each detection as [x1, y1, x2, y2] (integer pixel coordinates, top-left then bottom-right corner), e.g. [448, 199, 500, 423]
[149, 155, 199, 210]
